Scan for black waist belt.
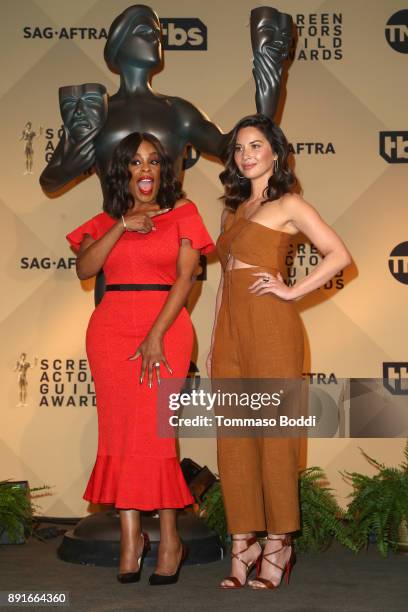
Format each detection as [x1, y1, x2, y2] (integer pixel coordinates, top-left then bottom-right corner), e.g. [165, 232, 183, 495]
[105, 284, 172, 291]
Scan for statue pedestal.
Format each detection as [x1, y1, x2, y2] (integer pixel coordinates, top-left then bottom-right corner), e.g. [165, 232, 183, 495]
[57, 510, 223, 566]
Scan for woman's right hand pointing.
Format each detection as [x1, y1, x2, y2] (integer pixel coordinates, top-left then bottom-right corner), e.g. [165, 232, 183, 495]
[123, 205, 171, 233]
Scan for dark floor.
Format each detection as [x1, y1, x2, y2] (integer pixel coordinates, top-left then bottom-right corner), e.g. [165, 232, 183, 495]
[0, 531, 407, 612]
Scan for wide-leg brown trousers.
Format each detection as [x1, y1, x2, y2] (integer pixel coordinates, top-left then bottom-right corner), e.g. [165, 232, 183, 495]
[212, 267, 304, 534]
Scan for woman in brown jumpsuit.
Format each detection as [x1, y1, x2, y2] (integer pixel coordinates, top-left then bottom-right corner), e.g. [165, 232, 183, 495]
[208, 115, 351, 590]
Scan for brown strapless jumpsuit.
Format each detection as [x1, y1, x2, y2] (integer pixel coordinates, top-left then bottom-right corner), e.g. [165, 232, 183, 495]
[212, 205, 304, 534]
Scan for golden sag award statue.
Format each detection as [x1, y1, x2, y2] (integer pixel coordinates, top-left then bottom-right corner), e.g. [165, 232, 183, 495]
[20, 122, 43, 175]
[14, 353, 37, 406]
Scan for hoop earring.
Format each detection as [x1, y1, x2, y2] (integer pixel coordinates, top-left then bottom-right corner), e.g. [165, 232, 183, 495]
[274, 158, 279, 173]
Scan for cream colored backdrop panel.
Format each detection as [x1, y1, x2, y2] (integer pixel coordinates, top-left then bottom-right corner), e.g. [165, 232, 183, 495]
[1, 0, 406, 516]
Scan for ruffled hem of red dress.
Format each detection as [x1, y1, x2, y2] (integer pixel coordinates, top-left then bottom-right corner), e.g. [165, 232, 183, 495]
[83, 454, 194, 510]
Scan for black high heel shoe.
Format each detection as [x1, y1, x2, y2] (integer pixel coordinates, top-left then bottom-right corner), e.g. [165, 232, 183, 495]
[117, 532, 150, 584]
[148, 543, 188, 586]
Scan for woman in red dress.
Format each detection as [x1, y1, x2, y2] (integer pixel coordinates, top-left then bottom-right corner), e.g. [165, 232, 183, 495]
[66, 132, 214, 585]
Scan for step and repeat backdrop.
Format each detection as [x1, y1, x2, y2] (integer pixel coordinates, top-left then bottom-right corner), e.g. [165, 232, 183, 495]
[1, 0, 407, 516]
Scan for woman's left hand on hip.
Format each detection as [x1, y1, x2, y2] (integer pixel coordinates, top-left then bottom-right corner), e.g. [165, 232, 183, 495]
[249, 271, 294, 300]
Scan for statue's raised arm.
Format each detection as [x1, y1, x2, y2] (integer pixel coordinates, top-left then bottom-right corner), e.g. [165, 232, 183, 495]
[251, 7, 293, 119]
[182, 7, 293, 161]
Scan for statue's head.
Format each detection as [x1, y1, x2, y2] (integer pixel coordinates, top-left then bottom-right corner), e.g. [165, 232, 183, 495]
[59, 83, 108, 143]
[25, 122, 32, 130]
[104, 5, 162, 74]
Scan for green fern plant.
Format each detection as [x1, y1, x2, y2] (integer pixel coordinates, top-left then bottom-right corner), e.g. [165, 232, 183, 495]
[342, 440, 408, 557]
[295, 466, 357, 553]
[199, 482, 228, 547]
[0, 480, 51, 543]
[199, 468, 356, 553]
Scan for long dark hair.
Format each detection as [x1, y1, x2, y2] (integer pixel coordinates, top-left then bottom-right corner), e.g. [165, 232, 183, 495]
[220, 114, 296, 211]
[105, 132, 183, 218]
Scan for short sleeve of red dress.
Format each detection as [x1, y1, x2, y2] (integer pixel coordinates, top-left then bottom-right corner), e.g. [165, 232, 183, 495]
[176, 202, 215, 255]
[66, 213, 113, 252]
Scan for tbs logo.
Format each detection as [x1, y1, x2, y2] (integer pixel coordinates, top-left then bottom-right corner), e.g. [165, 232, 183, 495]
[385, 10, 408, 53]
[379, 131, 408, 163]
[383, 362, 408, 395]
[161, 18, 207, 50]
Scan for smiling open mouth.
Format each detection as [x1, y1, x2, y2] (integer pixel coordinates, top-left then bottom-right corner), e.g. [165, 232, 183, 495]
[138, 177, 154, 195]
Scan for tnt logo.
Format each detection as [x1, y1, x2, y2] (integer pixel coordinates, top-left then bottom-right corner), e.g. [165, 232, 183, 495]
[385, 10, 408, 53]
[383, 362, 408, 395]
[160, 18, 207, 50]
[379, 131, 408, 163]
[388, 242, 408, 284]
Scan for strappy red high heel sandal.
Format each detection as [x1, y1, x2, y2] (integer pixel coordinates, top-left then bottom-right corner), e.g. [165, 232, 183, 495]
[248, 534, 295, 590]
[220, 535, 262, 589]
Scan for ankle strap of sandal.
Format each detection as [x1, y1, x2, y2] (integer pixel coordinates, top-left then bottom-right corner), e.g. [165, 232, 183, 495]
[232, 535, 257, 546]
[230, 535, 259, 569]
[267, 534, 291, 546]
[262, 535, 292, 571]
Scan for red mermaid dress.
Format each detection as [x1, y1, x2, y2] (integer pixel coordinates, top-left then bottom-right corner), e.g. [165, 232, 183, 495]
[66, 202, 214, 509]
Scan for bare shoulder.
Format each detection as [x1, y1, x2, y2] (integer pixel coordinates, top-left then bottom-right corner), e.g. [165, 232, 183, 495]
[281, 192, 321, 219]
[173, 198, 193, 209]
[281, 192, 306, 209]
